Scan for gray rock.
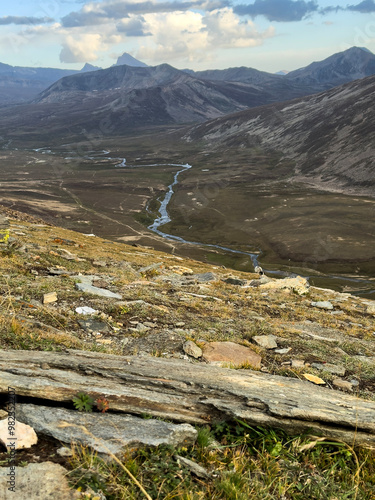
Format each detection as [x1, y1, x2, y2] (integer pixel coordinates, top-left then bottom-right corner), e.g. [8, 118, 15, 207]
[16, 404, 197, 456]
[93, 260, 107, 267]
[311, 301, 334, 310]
[78, 319, 111, 333]
[174, 455, 210, 478]
[0, 462, 79, 500]
[223, 277, 247, 286]
[183, 340, 203, 359]
[76, 282, 122, 299]
[195, 272, 217, 282]
[275, 348, 292, 354]
[139, 262, 163, 273]
[252, 335, 278, 349]
[57, 446, 74, 457]
[311, 363, 346, 376]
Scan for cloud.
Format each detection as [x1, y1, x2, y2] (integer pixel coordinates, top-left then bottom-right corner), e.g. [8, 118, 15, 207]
[347, 0, 375, 12]
[137, 8, 274, 63]
[61, 0, 228, 27]
[0, 16, 54, 25]
[60, 33, 103, 62]
[234, 0, 319, 22]
[116, 17, 152, 36]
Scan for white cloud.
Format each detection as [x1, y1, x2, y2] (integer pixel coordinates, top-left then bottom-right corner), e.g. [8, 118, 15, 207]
[60, 33, 103, 62]
[137, 8, 275, 63]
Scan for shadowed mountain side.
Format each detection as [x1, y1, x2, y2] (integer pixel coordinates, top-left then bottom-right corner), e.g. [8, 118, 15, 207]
[0, 65, 285, 140]
[185, 75, 375, 195]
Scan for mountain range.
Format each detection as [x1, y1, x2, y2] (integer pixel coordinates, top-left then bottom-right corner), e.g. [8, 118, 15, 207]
[0, 47, 374, 142]
[0, 52, 145, 105]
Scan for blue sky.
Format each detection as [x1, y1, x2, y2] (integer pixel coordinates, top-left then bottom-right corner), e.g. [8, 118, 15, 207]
[0, 0, 374, 72]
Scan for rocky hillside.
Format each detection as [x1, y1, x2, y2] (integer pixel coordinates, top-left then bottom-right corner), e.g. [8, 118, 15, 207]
[0, 207, 374, 498]
[286, 46, 375, 89]
[185, 74, 375, 195]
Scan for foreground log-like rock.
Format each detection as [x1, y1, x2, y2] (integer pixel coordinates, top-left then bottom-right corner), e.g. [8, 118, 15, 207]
[1, 350, 375, 446]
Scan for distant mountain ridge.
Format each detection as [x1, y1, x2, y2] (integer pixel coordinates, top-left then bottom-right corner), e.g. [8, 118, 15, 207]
[285, 46, 375, 89]
[0, 46, 374, 106]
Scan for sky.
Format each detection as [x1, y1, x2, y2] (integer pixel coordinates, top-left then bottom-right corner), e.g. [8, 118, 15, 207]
[0, 0, 374, 72]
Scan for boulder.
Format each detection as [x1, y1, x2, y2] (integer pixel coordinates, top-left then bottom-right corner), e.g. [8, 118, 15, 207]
[0, 419, 37, 450]
[203, 341, 261, 369]
[259, 276, 309, 295]
[0, 462, 79, 500]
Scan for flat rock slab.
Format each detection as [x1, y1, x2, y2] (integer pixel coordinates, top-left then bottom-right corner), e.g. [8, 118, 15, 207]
[0, 462, 79, 500]
[15, 404, 197, 456]
[76, 282, 122, 299]
[1, 350, 375, 446]
[203, 341, 262, 369]
[74, 275, 122, 299]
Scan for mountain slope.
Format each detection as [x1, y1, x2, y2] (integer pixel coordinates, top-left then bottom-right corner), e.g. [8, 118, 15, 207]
[0, 64, 79, 105]
[0, 64, 284, 139]
[185, 75, 375, 195]
[285, 46, 375, 89]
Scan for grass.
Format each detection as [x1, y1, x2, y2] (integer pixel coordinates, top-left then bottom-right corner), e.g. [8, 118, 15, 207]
[0, 214, 374, 498]
[66, 420, 375, 500]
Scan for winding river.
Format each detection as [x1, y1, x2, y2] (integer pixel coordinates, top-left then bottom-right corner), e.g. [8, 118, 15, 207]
[27, 148, 374, 296]
[146, 163, 375, 297]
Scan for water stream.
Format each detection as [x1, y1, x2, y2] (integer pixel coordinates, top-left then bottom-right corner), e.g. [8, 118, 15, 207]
[27, 147, 374, 296]
[146, 163, 375, 297]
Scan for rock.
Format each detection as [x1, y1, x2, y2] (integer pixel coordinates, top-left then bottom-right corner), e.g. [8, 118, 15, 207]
[174, 455, 210, 478]
[291, 359, 305, 368]
[366, 303, 375, 315]
[202, 341, 261, 369]
[311, 363, 346, 376]
[43, 291, 57, 304]
[15, 404, 197, 456]
[252, 335, 278, 349]
[332, 378, 353, 392]
[260, 276, 309, 295]
[0, 410, 7, 420]
[169, 266, 194, 275]
[311, 301, 334, 310]
[48, 267, 71, 276]
[176, 322, 186, 327]
[139, 262, 164, 273]
[78, 319, 111, 334]
[0, 419, 38, 450]
[183, 340, 203, 359]
[93, 260, 107, 267]
[195, 272, 217, 282]
[303, 373, 326, 385]
[57, 446, 74, 457]
[76, 306, 98, 315]
[76, 282, 122, 299]
[224, 277, 247, 286]
[275, 348, 292, 354]
[0, 462, 80, 500]
[2, 350, 375, 446]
